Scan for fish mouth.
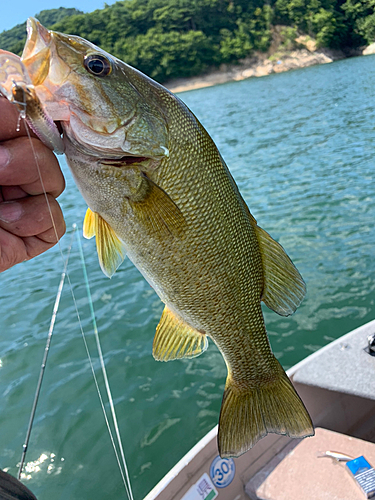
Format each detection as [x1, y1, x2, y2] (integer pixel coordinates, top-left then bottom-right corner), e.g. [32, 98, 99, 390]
[18, 18, 69, 153]
[99, 155, 160, 171]
[101, 156, 149, 166]
[21, 18, 52, 87]
[23, 18, 51, 57]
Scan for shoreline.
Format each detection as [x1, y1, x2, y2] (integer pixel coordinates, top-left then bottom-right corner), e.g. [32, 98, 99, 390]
[165, 46, 366, 94]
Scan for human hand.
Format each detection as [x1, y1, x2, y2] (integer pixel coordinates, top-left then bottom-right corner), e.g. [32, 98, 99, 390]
[0, 96, 66, 272]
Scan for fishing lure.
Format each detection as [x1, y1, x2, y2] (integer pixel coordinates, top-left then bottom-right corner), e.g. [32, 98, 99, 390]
[0, 51, 64, 154]
[318, 450, 355, 462]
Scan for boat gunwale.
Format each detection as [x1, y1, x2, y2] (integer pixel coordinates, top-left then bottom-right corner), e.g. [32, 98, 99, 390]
[144, 318, 375, 500]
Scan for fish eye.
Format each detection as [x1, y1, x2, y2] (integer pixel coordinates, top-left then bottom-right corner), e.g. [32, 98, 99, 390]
[84, 54, 112, 77]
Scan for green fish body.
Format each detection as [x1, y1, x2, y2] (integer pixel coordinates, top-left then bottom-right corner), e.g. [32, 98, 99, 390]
[18, 18, 313, 457]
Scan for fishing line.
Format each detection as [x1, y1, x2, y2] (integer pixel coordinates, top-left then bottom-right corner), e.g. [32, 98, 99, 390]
[23, 121, 63, 251]
[60, 227, 134, 500]
[18, 225, 77, 480]
[75, 229, 134, 500]
[18, 108, 134, 499]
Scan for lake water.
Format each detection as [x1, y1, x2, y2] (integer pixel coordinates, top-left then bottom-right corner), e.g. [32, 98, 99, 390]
[1, 55, 375, 500]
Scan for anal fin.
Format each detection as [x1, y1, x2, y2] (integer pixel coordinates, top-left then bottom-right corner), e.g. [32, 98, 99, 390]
[83, 207, 126, 278]
[153, 306, 208, 361]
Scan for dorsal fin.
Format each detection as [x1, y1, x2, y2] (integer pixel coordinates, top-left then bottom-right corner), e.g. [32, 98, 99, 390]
[153, 306, 208, 361]
[242, 203, 306, 316]
[83, 207, 126, 278]
[255, 224, 306, 316]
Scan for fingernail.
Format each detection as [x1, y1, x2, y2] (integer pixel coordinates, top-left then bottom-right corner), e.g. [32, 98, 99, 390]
[0, 146, 11, 168]
[0, 201, 23, 223]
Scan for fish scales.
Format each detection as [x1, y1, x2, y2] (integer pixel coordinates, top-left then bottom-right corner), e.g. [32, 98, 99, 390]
[160, 120, 270, 382]
[1, 18, 314, 457]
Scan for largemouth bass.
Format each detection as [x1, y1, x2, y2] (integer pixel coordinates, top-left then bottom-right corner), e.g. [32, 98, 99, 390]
[2, 18, 314, 457]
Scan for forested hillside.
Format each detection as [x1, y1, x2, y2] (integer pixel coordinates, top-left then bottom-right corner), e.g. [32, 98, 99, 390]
[0, 0, 374, 82]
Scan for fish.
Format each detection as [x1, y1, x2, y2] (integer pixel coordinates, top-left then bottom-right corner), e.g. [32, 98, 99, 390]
[2, 17, 314, 458]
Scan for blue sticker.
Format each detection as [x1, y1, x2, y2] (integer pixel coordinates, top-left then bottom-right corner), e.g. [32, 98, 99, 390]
[209, 456, 235, 488]
[346, 456, 372, 476]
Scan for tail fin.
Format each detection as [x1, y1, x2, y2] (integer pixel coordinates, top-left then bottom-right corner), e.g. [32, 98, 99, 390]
[218, 361, 314, 458]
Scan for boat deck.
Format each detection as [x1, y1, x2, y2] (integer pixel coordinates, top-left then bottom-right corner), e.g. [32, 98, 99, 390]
[292, 319, 375, 401]
[291, 319, 375, 443]
[246, 427, 375, 500]
[145, 320, 375, 500]
[249, 319, 375, 499]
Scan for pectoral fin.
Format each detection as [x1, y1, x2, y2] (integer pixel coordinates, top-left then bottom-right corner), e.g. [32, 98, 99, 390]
[153, 306, 208, 361]
[130, 174, 186, 238]
[83, 207, 126, 278]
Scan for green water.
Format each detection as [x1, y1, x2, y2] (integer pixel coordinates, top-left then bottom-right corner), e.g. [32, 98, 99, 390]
[1, 55, 375, 499]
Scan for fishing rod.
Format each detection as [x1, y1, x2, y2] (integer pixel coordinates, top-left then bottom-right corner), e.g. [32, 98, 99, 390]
[16, 225, 134, 499]
[18, 226, 77, 479]
[4, 73, 133, 500]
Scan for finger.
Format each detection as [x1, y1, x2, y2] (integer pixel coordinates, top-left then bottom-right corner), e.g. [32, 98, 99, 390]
[0, 225, 66, 273]
[1, 186, 28, 201]
[0, 136, 65, 197]
[0, 227, 28, 271]
[0, 194, 66, 239]
[0, 96, 38, 141]
[33, 225, 66, 244]
[24, 233, 66, 260]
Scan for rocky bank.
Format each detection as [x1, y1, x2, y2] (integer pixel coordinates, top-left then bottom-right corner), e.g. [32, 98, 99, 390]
[165, 29, 366, 93]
